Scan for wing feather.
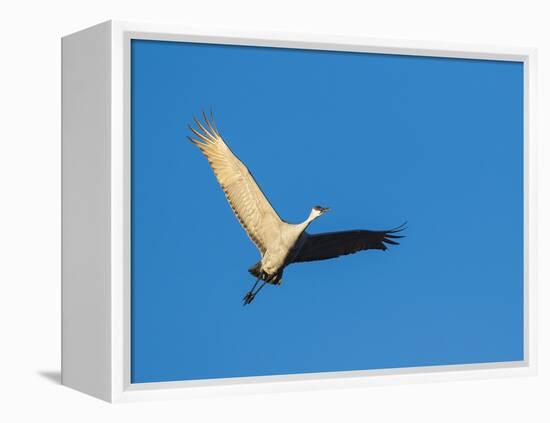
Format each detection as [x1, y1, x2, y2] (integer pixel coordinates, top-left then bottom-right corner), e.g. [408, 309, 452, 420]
[187, 114, 283, 254]
[292, 223, 406, 263]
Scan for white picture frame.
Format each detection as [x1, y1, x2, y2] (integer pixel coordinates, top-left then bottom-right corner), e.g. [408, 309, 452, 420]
[61, 20, 537, 403]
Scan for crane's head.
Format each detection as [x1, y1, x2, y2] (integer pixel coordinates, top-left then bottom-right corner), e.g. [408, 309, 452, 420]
[310, 205, 330, 219]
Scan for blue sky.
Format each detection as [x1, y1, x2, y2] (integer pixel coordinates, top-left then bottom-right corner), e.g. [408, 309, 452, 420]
[130, 39, 524, 383]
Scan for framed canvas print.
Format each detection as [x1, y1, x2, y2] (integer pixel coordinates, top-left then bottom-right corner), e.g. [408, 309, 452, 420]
[61, 21, 537, 402]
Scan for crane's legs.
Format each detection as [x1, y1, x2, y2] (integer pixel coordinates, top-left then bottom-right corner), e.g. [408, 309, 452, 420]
[242, 278, 266, 305]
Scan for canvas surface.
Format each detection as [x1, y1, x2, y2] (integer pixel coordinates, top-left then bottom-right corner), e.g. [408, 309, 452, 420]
[130, 39, 524, 383]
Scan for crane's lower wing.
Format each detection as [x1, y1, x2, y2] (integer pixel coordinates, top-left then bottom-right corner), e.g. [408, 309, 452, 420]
[291, 224, 406, 263]
[187, 112, 283, 254]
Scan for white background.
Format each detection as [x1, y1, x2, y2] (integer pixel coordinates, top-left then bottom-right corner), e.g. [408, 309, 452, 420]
[0, 1, 547, 421]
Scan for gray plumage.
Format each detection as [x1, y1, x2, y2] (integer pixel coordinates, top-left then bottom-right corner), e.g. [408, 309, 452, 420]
[187, 112, 405, 304]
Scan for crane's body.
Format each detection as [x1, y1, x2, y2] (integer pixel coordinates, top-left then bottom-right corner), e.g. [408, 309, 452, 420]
[248, 208, 320, 284]
[187, 113, 405, 304]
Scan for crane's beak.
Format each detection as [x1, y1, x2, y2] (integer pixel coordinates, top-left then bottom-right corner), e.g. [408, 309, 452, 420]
[320, 207, 330, 213]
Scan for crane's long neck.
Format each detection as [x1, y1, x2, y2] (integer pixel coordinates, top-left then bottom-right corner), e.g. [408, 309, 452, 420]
[299, 209, 321, 230]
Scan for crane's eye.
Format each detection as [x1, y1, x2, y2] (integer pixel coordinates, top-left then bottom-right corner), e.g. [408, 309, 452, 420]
[313, 206, 330, 212]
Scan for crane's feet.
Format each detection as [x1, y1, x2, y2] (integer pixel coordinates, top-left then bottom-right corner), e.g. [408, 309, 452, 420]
[242, 290, 256, 305]
[242, 280, 266, 306]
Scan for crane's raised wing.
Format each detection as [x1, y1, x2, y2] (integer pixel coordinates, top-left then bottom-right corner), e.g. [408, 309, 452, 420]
[187, 112, 283, 254]
[291, 224, 405, 263]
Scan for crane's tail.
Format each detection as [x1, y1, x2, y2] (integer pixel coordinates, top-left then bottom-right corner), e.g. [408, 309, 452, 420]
[248, 262, 264, 279]
[248, 262, 283, 285]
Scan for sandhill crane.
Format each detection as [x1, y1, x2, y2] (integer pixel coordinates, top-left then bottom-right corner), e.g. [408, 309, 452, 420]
[187, 112, 405, 305]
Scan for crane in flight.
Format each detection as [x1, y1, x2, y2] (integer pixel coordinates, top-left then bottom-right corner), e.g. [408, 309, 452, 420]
[187, 112, 405, 305]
